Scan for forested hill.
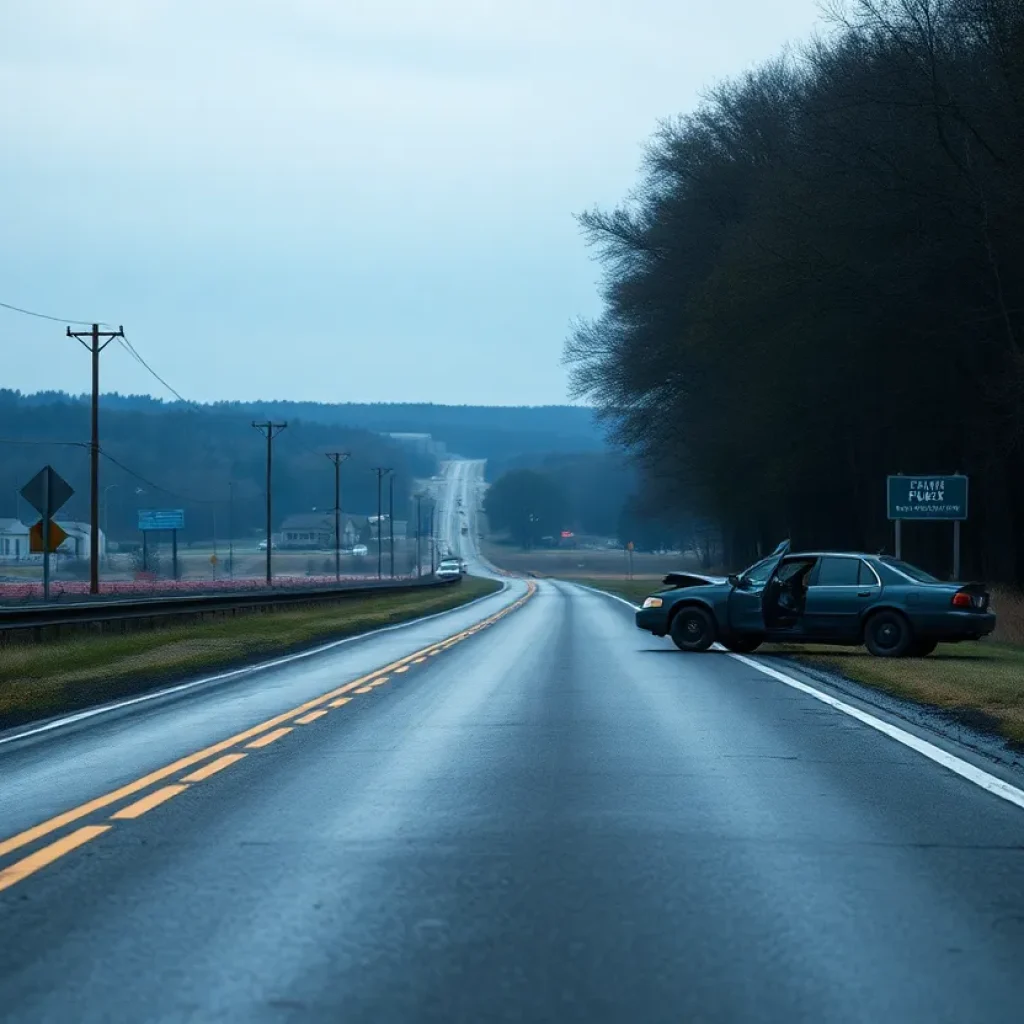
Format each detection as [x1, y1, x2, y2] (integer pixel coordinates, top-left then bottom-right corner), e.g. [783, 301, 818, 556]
[8, 392, 606, 464]
[0, 392, 433, 543]
[1, 391, 610, 543]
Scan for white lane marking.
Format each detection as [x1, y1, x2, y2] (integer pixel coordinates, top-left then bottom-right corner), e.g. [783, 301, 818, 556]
[729, 654, 1024, 811]
[576, 580, 1024, 812]
[0, 579, 515, 749]
[570, 582, 640, 610]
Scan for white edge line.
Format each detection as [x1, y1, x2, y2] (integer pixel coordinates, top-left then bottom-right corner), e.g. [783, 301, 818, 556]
[575, 580, 1024, 813]
[0, 578, 516, 748]
[570, 581, 641, 610]
[729, 653, 1024, 811]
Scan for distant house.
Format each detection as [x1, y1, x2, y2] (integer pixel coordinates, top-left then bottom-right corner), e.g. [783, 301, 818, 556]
[0, 518, 105, 562]
[54, 521, 106, 561]
[369, 517, 408, 542]
[279, 513, 369, 550]
[0, 518, 29, 562]
[385, 432, 447, 460]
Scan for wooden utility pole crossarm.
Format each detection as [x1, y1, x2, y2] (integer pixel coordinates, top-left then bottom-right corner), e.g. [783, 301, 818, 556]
[67, 323, 125, 595]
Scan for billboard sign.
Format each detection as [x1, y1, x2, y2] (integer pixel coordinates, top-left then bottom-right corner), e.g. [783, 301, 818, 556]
[138, 509, 185, 532]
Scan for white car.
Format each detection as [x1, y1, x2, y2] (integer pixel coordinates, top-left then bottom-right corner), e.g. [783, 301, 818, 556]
[352, 544, 369, 556]
[435, 559, 461, 580]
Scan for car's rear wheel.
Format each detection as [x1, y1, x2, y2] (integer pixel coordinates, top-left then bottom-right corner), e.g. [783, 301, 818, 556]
[720, 635, 763, 654]
[670, 606, 716, 652]
[864, 611, 913, 657]
[909, 639, 938, 657]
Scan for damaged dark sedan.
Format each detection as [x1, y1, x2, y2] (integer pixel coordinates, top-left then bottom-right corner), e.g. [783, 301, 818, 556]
[635, 541, 996, 657]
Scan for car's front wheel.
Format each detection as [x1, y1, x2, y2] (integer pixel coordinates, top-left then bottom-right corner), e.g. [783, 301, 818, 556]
[670, 606, 716, 652]
[720, 635, 763, 654]
[864, 611, 913, 657]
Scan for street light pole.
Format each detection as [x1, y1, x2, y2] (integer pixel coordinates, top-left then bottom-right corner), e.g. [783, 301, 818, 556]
[429, 505, 436, 572]
[388, 473, 395, 578]
[227, 480, 234, 579]
[415, 493, 423, 577]
[326, 452, 351, 583]
[102, 483, 118, 567]
[371, 467, 391, 580]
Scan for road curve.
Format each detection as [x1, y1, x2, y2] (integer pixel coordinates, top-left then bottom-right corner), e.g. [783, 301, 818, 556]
[2, 470, 1024, 1021]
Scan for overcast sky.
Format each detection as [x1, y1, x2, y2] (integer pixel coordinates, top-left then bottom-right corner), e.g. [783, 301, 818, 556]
[1, 0, 823, 406]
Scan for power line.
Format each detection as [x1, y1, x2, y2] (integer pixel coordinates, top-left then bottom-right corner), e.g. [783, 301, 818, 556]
[0, 438, 89, 448]
[118, 333, 189, 404]
[97, 448, 228, 506]
[0, 299, 108, 326]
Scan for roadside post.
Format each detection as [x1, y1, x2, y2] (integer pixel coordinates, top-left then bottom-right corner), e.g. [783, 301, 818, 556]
[21, 466, 74, 602]
[627, 540, 635, 580]
[886, 475, 968, 579]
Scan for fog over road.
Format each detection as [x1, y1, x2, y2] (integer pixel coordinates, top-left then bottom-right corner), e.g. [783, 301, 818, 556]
[1, 461, 1023, 1023]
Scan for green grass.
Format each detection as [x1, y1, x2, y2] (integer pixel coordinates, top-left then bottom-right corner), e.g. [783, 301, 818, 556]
[575, 577, 1024, 746]
[0, 577, 501, 727]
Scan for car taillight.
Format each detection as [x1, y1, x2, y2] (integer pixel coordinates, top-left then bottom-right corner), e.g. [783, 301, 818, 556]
[951, 591, 972, 609]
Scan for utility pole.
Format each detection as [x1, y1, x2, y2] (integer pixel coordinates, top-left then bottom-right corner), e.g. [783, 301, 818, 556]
[252, 421, 287, 585]
[326, 452, 351, 582]
[371, 467, 391, 580]
[67, 323, 125, 594]
[388, 473, 395, 578]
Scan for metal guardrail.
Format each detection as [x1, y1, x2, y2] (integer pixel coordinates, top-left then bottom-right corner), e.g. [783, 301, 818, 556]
[0, 575, 458, 636]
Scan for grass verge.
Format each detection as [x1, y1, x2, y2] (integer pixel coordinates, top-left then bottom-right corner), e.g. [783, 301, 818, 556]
[0, 577, 502, 729]
[574, 577, 1024, 747]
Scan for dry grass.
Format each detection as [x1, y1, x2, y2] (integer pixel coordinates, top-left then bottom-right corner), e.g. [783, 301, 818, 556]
[577, 577, 1024, 747]
[784, 643, 1024, 744]
[0, 577, 501, 727]
[991, 586, 1024, 645]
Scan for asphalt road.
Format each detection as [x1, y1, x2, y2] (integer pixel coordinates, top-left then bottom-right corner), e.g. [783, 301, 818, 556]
[2, 461, 1023, 1022]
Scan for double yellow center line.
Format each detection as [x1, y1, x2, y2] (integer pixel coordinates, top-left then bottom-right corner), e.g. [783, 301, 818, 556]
[0, 583, 535, 893]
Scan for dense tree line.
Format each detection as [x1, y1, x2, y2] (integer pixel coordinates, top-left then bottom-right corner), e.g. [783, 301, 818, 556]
[10, 392, 606, 464]
[0, 391, 432, 542]
[566, 0, 1024, 583]
[484, 470, 570, 547]
[487, 451, 636, 538]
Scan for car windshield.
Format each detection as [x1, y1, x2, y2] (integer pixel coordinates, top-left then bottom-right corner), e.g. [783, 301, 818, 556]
[879, 557, 941, 583]
[740, 557, 778, 587]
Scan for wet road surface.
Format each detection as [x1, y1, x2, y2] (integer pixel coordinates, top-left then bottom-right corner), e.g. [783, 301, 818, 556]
[2, 465, 1023, 1022]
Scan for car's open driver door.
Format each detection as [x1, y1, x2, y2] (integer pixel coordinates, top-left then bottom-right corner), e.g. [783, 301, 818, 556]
[727, 541, 790, 634]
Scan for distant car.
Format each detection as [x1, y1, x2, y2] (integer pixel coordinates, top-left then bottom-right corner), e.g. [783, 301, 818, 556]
[257, 539, 272, 551]
[352, 544, 369, 557]
[634, 541, 996, 657]
[435, 559, 462, 580]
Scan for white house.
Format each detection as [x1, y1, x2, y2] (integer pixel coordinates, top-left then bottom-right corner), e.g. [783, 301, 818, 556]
[0, 518, 29, 562]
[278, 513, 368, 550]
[54, 521, 106, 561]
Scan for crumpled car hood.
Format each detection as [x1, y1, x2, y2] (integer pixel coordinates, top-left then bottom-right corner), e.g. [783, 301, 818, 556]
[662, 571, 729, 589]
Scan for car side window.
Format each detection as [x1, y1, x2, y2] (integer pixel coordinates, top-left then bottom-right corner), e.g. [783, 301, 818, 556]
[858, 560, 879, 587]
[815, 556, 860, 586]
